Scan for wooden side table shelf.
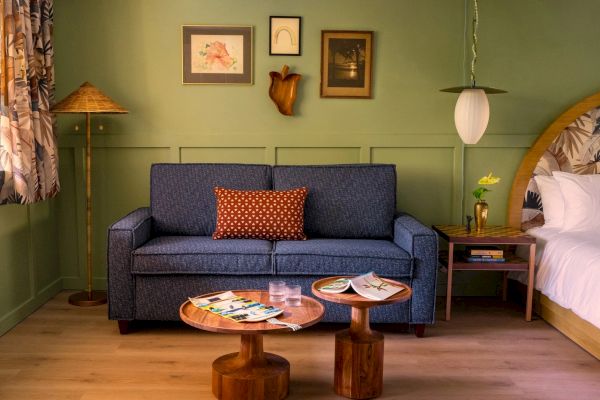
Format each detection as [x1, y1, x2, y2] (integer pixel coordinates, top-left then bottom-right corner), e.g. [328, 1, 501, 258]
[432, 225, 536, 322]
[312, 277, 412, 399]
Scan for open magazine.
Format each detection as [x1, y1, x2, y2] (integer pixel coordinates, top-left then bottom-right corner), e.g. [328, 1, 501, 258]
[189, 291, 283, 322]
[318, 272, 405, 301]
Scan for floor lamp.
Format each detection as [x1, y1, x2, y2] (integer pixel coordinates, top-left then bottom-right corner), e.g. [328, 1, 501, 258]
[52, 82, 128, 306]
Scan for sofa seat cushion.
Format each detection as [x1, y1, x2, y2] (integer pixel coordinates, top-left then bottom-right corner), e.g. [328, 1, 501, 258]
[132, 236, 273, 275]
[274, 239, 412, 277]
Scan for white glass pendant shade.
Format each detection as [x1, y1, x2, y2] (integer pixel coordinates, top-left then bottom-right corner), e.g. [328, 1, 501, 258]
[454, 88, 489, 144]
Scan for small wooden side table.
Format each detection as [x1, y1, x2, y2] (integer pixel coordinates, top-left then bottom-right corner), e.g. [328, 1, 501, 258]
[432, 225, 536, 322]
[180, 290, 325, 400]
[312, 277, 412, 399]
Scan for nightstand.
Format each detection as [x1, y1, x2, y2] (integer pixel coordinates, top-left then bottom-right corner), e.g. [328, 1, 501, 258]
[432, 225, 536, 322]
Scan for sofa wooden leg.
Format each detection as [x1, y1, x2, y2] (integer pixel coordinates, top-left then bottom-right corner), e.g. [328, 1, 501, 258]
[118, 320, 131, 335]
[414, 324, 425, 338]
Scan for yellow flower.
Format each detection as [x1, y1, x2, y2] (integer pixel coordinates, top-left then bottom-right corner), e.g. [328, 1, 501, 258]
[478, 172, 501, 185]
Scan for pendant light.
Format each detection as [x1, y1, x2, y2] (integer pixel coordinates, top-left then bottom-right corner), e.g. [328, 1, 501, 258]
[441, 0, 506, 144]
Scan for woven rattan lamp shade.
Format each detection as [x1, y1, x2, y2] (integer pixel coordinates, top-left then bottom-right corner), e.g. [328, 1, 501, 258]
[52, 82, 128, 114]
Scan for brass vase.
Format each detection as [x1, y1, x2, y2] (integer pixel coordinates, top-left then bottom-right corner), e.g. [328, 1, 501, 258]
[474, 201, 488, 232]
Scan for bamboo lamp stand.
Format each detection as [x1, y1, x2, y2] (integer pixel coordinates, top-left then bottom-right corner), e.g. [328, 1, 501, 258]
[52, 82, 128, 307]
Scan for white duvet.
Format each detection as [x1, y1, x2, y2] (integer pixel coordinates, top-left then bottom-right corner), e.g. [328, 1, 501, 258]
[526, 227, 600, 328]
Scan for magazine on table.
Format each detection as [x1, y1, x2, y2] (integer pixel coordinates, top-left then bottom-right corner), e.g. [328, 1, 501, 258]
[318, 272, 405, 301]
[189, 291, 283, 322]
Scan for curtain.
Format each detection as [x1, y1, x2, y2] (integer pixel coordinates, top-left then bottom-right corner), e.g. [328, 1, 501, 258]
[0, 0, 58, 205]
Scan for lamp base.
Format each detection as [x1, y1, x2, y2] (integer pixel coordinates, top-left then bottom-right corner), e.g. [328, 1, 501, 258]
[68, 290, 107, 307]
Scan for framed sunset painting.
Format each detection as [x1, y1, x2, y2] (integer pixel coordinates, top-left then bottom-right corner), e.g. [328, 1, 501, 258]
[182, 25, 253, 84]
[320, 30, 373, 98]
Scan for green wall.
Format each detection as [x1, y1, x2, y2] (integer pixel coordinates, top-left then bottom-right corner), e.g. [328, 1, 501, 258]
[52, 0, 600, 295]
[3, 0, 597, 331]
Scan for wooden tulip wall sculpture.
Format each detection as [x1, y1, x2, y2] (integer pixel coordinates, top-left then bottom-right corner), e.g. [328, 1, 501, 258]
[268, 65, 301, 116]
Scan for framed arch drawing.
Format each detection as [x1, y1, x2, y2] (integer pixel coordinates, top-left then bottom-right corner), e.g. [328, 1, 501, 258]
[269, 16, 302, 56]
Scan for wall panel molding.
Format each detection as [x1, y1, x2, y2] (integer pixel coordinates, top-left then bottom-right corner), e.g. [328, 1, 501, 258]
[57, 134, 459, 148]
[58, 133, 536, 149]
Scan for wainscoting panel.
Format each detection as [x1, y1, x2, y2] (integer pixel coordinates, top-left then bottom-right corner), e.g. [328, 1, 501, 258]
[371, 147, 456, 226]
[181, 147, 266, 164]
[94, 147, 170, 284]
[60, 146, 170, 289]
[0, 205, 33, 319]
[57, 147, 80, 279]
[464, 147, 530, 225]
[29, 200, 60, 292]
[275, 147, 361, 165]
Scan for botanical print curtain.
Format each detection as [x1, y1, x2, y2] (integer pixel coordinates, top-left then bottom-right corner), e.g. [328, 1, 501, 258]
[0, 0, 58, 205]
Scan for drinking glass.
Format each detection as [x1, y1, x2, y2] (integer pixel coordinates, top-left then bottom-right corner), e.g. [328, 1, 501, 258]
[285, 284, 302, 307]
[269, 281, 286, 302]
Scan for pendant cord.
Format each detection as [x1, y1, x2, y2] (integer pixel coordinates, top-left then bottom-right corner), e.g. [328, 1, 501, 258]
[462, 0, 468, 86]
[470, 0, 479, 86]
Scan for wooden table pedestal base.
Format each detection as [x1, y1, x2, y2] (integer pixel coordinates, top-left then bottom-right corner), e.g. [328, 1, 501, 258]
[212, 334, 289, 400]
[334, 308, 384, 399]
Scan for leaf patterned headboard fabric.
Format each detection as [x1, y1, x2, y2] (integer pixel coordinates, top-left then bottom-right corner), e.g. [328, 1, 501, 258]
[521, 106, 600, 230]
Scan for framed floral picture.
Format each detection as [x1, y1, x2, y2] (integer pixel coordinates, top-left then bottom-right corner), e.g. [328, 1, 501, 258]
[320, 30, 373, 98]
[182, 25, 253, 84]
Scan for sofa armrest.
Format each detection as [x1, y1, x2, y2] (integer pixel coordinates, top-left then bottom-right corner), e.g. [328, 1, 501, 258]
[393, 212, 438, 324]
[107, 207, 152, 320]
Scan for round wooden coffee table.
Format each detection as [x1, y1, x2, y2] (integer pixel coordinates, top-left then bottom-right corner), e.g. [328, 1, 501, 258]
[180, 290, 324, 400]
[312, 277, 412, 399]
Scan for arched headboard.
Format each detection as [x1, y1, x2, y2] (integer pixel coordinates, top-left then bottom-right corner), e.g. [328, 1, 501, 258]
[508, 91, 600, 230]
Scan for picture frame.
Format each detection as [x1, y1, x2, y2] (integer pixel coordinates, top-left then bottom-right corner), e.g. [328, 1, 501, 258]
[182, 25, 253, 84]
[269, 16, 301, 56]
[320, 30, 373, 98]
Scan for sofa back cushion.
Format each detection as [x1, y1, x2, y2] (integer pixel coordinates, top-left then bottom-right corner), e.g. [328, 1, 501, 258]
[273, 164, 396, 238]
[151, 163, 272, 236]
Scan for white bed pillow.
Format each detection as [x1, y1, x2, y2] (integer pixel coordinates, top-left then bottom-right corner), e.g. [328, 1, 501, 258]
[553, 171, 600, 232]
[534, 175, 565, 228]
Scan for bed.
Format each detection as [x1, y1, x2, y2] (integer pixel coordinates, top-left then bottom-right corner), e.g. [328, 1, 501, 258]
[508, 90, 600, 360]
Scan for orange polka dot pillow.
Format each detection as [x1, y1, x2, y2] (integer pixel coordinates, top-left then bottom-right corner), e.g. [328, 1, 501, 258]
[212, 187, 308, 240]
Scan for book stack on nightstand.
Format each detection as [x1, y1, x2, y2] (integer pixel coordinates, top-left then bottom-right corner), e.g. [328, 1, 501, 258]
[465, 246, 505, 263]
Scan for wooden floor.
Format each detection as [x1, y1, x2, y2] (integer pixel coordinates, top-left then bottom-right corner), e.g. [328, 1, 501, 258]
[0, 292, 599, 400]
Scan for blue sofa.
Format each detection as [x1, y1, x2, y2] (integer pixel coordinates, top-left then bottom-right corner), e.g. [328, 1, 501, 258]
[107, 163, 438, 336]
